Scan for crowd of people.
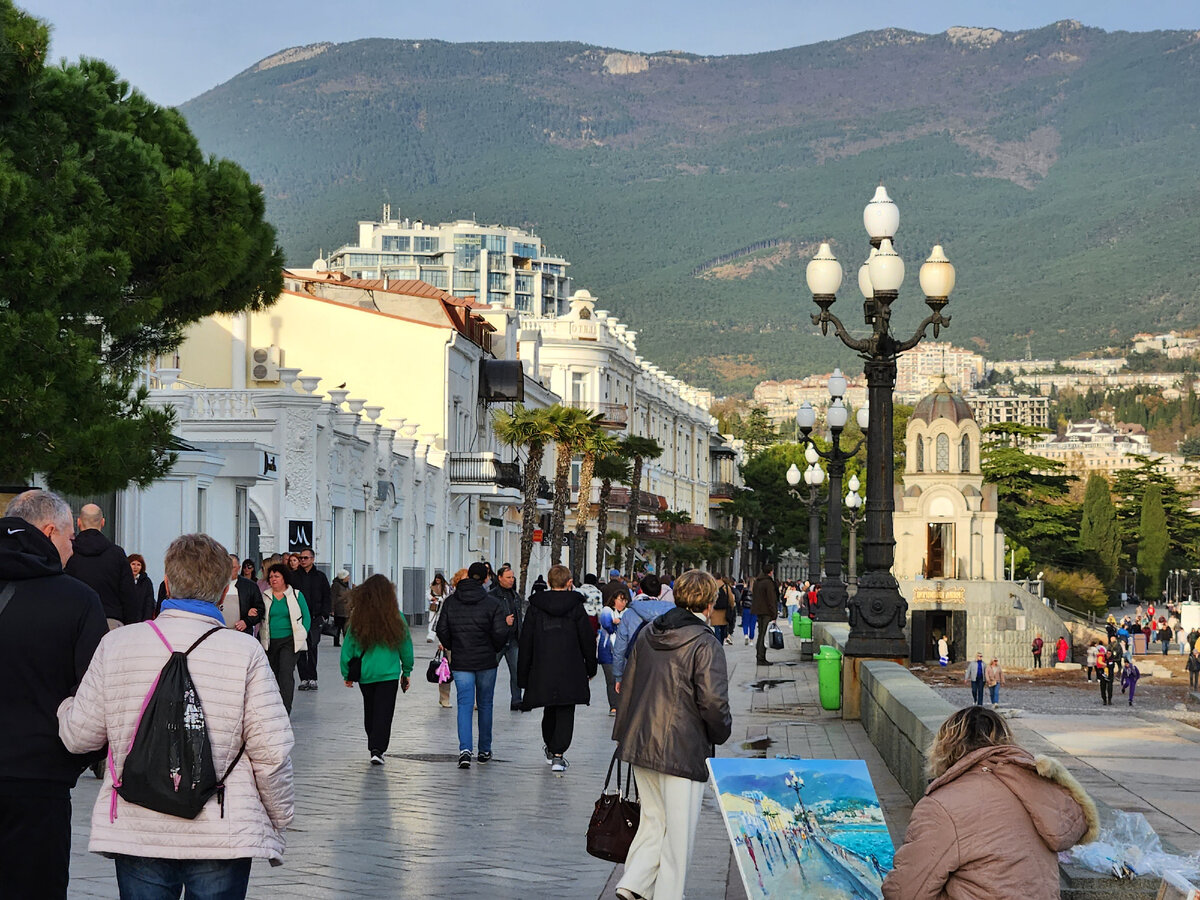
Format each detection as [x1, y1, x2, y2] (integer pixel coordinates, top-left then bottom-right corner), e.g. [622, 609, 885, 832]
[0, 486, 747, 900]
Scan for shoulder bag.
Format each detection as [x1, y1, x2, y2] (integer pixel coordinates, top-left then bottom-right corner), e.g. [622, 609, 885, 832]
[586, 748, 641, 863]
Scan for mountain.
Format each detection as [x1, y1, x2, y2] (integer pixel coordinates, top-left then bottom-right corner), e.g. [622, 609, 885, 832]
[179, 24, 1200, 393]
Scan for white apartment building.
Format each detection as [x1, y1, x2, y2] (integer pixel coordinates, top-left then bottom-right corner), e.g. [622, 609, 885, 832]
[1026, 418, 1159, 479]
[894, 342, 986, 403]
[752, 376, 868, 431]
[323, 207, 573, 316]
[91, 273, 562, 618]
[519, 290, 717, 573]
[964, 393, 1051, 430]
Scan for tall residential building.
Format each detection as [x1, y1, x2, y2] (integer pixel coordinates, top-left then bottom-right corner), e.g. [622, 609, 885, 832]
[964, 393, 1051, 430]
[751, 375, 867, 431]
[323, 207, 573, 316]
[894, 341, 986, 403]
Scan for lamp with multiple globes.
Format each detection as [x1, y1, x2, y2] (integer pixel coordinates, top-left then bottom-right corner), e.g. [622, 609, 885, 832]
[804, 184, 955, 658]
[795, 369, 865, 622]
[844, 473, 865, 587]
[786, 454, 825, 584]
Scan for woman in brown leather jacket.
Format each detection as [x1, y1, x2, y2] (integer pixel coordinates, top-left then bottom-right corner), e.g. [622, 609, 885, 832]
[882, 706, 1098, 900]
[613, 569, 732, 900]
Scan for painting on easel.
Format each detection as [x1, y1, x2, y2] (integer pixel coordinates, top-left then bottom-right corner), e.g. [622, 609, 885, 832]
[707, 758, 893, 900]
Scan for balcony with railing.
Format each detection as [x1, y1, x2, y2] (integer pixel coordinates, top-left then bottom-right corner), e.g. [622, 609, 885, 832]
[447, 452, 523, 499]
[564, 400, 629, 429]
[637, 520, 711, 541]
[709, 481, 737, 501]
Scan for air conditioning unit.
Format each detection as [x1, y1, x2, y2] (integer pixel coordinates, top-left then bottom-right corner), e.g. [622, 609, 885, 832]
[251, 345, 282, 382]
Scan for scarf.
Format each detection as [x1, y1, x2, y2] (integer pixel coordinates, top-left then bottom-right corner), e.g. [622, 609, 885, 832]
[160, 597, 224, 620]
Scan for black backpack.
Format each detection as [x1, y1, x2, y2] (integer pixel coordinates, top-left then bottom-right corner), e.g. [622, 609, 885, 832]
[110, 622, 244, 820]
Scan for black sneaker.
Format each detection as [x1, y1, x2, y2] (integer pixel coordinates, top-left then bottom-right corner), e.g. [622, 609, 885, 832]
[370, 754, 384, 766]
[457, 751, 472, 769]
[543, 745, 554, 765]
[551, 755, 568, 775]
[477, 751, 492, 763]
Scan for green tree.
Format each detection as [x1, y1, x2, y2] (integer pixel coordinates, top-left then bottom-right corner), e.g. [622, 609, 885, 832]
[593, 453, 632, 576]
[739, 442, 816, 560]
[737, 406, 778, 458]
[1137, 483, 1169, 599]
[1111, 458, 1200, 569]
[981, 423, 1081, 571]
[1079, 474, 1121, 587]
[621, 435, 664, 575]
[572, 427, 618, 575]
[0, 2, 284, 492]
[546, 407, 600, 567]
[493, 404, 558, 597]
[655, 508, 692, 575]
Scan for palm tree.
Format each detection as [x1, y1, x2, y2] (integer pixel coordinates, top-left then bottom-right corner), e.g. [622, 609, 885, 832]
[573, 428, 619, 576]
[622, 435, 664, 576]
[547, 407, 601, 567]
[656, 508, 692, 576]
[594, 454, 632, 575]
[493, 403, 559, 597]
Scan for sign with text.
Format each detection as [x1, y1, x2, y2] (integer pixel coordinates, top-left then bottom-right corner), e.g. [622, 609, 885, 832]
[288, 520, 314, 552]
[913, 586, 966, 604]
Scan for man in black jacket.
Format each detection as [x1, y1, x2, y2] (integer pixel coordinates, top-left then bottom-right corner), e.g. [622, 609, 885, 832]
[489, 564, 523, 710]
[436, 562, 510, 769]
[63, 503, 139, 628]
[518, 565, 597, 774]
[291, 547, 332, 690]
[0, 490, 107, 899]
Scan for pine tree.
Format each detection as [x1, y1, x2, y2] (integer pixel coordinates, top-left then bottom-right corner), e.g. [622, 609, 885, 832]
[1137, 483, 1169, 600]
[1079, 474, 1121, 587]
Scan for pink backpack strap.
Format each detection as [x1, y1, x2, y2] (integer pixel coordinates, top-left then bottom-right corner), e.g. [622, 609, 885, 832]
[108, 622, 173, 822]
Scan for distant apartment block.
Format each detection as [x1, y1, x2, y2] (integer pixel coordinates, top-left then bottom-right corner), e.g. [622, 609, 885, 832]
[1131, 331, 1200, 358]
[752, 375, 867, 430]
[964, 393, 1051, 430]
[894, 342, 986, 403]
[992, 357, 1126, 376]
[323, 207, 573, 316]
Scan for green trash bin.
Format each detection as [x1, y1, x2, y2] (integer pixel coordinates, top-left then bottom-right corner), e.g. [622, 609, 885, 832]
[816, 645, 843, 711]
[792, 611, 802, 636]
[798, 616, 813, 640]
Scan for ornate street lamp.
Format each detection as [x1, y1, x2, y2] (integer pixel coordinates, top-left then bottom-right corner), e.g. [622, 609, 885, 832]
[806, 185, 956, 657]
[844, 473, 865, 587]
[786, 454, 825, 584]
[796, 372, 864, 622]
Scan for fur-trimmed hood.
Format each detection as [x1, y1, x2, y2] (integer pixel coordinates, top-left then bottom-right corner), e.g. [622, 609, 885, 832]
[928, 744, 1099, 850]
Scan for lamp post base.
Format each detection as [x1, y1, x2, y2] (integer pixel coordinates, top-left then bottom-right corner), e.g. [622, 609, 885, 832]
[812, 580, 848, 623]
[844, 572, 910, 659]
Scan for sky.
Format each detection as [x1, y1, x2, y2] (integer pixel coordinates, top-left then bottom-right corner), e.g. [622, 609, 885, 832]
[20, 0, 1200, 107]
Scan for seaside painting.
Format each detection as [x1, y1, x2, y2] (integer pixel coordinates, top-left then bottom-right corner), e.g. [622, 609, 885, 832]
[707, 758, 894, 900]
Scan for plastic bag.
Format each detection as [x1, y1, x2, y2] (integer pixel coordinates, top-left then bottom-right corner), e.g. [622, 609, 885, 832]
[1065, 810, 1200, 884]
[436, 656, 452, 684]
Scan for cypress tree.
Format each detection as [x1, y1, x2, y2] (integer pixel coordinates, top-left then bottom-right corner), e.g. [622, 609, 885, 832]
[1137, 483, 1169, 600]
[1080, 474, 1121, 587]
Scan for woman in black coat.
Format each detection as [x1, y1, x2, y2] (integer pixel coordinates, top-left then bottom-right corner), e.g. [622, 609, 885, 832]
[127, 553, 155, 622]
[517, 564, 597, 773]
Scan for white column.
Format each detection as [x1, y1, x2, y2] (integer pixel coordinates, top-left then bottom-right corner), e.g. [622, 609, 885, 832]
[231, 313, 247, 390]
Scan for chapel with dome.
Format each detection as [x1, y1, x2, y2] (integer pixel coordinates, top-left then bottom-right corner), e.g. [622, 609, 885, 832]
[892, 380, 1068, 666]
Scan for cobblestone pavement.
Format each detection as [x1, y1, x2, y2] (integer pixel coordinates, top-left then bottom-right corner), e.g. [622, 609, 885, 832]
[65, 622, 913, 899]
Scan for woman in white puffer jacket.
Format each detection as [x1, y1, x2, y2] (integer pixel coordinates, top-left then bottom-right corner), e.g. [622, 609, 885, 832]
[59, 533, 295, 899]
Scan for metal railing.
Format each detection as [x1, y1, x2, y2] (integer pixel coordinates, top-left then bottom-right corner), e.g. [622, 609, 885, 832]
[710, 481, 737, 499]
[446, 454, 522, 489]
[563, 400, 629, 427]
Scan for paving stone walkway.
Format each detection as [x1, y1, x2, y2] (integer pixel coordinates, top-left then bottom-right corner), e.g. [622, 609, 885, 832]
[65, 624, 913, 899]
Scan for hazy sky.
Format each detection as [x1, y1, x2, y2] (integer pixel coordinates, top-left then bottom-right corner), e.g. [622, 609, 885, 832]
[21, 0, 1200, 107]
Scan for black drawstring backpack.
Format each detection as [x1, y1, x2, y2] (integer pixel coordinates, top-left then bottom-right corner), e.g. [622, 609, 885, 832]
[108, 622, 245, 821]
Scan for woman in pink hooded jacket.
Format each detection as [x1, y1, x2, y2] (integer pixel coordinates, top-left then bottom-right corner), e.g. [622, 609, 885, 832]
[882, 706, 1098, 900]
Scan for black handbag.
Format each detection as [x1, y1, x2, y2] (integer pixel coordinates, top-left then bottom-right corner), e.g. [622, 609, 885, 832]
[586, 749, 641, 863]
[769, 623, 785, 650]
[426, 648, 444, 684]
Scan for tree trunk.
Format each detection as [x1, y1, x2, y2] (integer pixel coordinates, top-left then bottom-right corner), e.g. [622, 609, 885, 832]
[573, 450, 597, 576]
[625, 456, 644, 576]
[549, 443, 572, 566]
[595, 478, 612, 575]
[519, 442, 545, 599]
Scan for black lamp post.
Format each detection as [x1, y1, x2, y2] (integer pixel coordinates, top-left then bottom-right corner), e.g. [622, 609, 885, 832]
[786, 456, 824, 585]
[844, 474, 865, 588]
[805, 185, 956, 657]
[796, 371, 867, 622]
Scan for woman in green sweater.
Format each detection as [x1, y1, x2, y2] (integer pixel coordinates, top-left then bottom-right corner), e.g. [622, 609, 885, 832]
[341, 574, 414, 765]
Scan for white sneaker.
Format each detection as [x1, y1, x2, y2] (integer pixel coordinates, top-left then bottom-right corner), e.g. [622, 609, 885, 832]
[744, 637, 750, 645]
[551, 755, 568, 774]
[370, 754, 384, 766]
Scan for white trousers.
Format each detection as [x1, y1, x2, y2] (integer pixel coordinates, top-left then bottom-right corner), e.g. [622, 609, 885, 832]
[618, 766, 705, 900]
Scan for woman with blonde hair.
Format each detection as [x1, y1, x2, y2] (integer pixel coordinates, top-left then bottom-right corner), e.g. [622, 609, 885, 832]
[614, 569, 732, 900]
[340, 575, 414, 765]
[882, 706, 1098, 899]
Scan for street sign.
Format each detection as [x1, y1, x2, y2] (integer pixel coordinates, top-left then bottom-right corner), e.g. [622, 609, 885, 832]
[532, 528, 544, 543]
[288, 520, 313, 552]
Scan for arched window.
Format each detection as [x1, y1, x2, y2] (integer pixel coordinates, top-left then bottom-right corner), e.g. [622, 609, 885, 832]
[936, 433, 950, 473]
[960, 435, 971, 473]
[916, 436, 925, 472]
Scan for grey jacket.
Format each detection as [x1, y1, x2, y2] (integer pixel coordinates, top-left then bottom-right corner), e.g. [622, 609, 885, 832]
[612, 606, 732, 781]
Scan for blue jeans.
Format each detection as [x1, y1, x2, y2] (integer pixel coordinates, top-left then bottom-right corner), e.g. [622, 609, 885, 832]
[496, 640, 521, 706]
[742, 612, 756, 639]
[452, 667, 498, 754]
[971, 680, 985, 706]
[114, 856, 252, 900]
